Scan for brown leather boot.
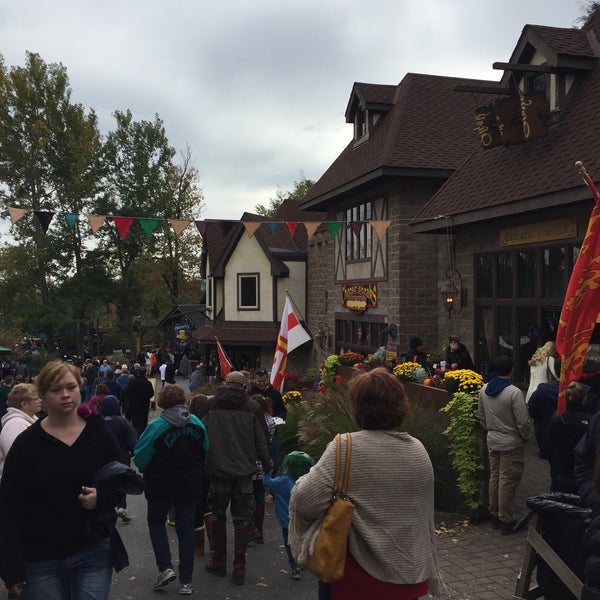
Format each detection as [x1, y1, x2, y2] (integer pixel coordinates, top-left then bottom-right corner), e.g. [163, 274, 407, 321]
[231, 525, 249, 585]
[194, 528, 205, 557]
[205, 520, 227, 577]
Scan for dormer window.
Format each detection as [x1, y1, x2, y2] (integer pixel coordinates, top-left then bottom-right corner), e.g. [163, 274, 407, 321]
[355, 109, 367, 140]
[527, 73, 547, 96]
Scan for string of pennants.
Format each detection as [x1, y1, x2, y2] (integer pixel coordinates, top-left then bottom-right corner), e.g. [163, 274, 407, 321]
[7, 207, 392, 241]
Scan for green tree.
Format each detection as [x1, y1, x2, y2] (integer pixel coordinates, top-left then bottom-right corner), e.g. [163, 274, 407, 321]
[98, 109, 177, 352]
[577, 2, 600, 23]
[255, 175, 314, 216]
[0, 52, 104, 349]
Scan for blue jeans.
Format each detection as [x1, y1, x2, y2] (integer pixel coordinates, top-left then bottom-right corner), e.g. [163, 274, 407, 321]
[147, 499, 196, 584]
[282, 527, 298, 570]
[24, 539, 112, 600]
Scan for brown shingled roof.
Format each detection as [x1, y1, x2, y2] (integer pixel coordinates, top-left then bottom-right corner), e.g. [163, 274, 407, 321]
[300, 73, 499, 209]
[411, 16, 600, 232]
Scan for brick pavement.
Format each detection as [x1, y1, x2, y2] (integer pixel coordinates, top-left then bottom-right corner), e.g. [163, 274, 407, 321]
[434, 439, 552, 600]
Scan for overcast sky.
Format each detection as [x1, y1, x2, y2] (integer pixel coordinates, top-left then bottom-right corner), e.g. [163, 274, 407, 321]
[0, 0, 585, 220]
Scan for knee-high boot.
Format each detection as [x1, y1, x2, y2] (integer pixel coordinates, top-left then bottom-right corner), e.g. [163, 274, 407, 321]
[232, 524, 250, 585]
[194, 528, 205, 556]
[205, 520, 227, 577]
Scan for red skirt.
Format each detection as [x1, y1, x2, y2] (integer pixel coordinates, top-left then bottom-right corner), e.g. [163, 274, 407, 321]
[331, 553, 428, 600]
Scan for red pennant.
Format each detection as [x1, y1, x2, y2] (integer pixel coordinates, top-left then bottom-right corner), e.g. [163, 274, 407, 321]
[111, 216, 134, 240]
[285, 221, 298, 237]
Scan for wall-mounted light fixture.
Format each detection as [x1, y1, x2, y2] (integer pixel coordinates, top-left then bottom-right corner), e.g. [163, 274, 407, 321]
[440, 268, 467, 316]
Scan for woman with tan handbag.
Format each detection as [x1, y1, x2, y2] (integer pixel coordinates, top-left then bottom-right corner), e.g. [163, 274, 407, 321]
[289, 367, 443, 600]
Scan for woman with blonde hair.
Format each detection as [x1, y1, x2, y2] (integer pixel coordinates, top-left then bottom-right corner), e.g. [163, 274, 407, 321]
[0, 383, 41, 480]
[526, 341, 558, 404]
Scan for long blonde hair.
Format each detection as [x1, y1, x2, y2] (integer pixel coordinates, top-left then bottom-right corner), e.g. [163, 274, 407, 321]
[528, 341, 557, 367]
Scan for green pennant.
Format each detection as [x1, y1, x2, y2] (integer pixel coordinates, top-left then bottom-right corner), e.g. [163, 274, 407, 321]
[327, 221, 343, 239]
[139, 218, 159, 236]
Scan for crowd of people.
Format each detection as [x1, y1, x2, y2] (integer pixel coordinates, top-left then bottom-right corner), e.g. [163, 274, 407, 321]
[1, 335, 600, 598]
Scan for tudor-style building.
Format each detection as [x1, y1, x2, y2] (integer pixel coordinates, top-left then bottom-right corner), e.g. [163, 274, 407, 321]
[411, 11, 600, 382]
[299, 74, 498, 361]
[193, 199, 325, 372]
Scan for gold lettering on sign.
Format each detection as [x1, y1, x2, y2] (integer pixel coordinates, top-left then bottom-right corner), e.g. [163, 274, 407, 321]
[520, 93, 532, 139]
[500, 218, 577, 247]
[341, 282, 378, 308]
[475, 109, 493, 147]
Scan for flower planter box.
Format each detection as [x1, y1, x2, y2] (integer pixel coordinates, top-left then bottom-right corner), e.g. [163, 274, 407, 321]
[401, 381, 452, 413]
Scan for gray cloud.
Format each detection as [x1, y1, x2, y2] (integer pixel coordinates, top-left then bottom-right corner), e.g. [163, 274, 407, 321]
[0, 0, 582, 219]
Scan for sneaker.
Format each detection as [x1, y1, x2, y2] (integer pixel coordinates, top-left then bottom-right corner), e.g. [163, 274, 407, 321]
[500, 520, 518, 535]
[490, 515, 500, 529]
[291, 567, 301, 580]
[167, 518, 176, 526]
[117, 508, 131, 523]
[153, 568, 176, 589]
[179, 583, 193, 595]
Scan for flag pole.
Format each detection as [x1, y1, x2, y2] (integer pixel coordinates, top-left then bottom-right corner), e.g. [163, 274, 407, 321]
[284, 290, 329, 360]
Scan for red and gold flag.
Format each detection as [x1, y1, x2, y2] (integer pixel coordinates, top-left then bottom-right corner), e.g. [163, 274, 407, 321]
[215, 338, 233, 381]
[555, 162, 600, 414]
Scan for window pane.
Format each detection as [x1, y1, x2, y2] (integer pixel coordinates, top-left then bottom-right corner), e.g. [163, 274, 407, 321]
[477, 255, 493, 298]
[497, 254, 513, 298]
[518, 307, 538, 384]
[497, 306, 514, 360]
[239, 275, 257, 308]
[543, 247, 566, 298]
[477, 306, 493, 376]
[518, 251, 537, 298]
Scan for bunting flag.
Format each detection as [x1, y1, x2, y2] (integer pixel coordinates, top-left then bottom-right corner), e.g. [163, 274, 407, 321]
[33, 211, 54, 233]
[271, 294, 312, 393]
[169, 219, 192, 237]
[285, 221, 298, 238]
[243, 222, 262, 238]
[112, 216, 134, 240]
[139, 218, 159, 236]
[304, 222, 321, 238]
[327, 222, 344, 239]
[350, 221, 363, 237]
[64, 213, 78, 229]
[8, 207, 28, 224]
[370, 220, 392, 240]
[87, 215, 106, 234]
[5, 206, 393, 243]
[215, 337, 233, 381]
[555, 161, 600, 415]
[195, 220, 208, 237]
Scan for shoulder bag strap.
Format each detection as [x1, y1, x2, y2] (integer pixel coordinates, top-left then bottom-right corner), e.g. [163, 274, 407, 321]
[340, 432, 352, 497]
[332, 433, 342, 496]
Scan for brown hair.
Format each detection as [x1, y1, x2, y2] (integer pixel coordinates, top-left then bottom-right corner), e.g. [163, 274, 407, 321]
[189, 393, 209, 419]
[566, 381, 587, 406]
[7, 383, 39, 409]
[95, 384, 109, 395]
[35, 361, 82, 399]
[250, 393, 272, 416]
[158, 384, 186, 409]
[349, 367, 410, 430]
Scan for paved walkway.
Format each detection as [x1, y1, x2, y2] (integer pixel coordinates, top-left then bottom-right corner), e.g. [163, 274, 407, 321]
[434, 439, 552, 599]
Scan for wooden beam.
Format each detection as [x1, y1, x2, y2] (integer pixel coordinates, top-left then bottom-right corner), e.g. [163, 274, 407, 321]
[493, 62, 555, 73]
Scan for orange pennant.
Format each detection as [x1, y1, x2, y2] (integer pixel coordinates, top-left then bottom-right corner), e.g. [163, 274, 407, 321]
[303, 222, 321, 238]
[370, 220, 392, 240]
[8, 207, 28, 225]
[169, 219, 191, 238]
[243, 222, 262, 238]
[87, 215, 106, 234]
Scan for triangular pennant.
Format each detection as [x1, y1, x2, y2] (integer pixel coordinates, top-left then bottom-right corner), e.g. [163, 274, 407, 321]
[33, 211, 54, 233]
[303, 221, 321, 238]
[169, 219, 191, 238]
[139, 218, 159, 237]
[8, 207, 29, 225]
[87, 215, 106, 234]
[350, 221, 363, 237]
[243, 222, 262, 238]
[195, 220, 208, 237]
[369, 220, 392, 240]
[327, 222, 343, 239]
[268, 222, 278, 234]
[111, 216, 134, 240]
[220, 221, 236, 238]
[64, 213, 78, 229]
[285, 221, 298, 238]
